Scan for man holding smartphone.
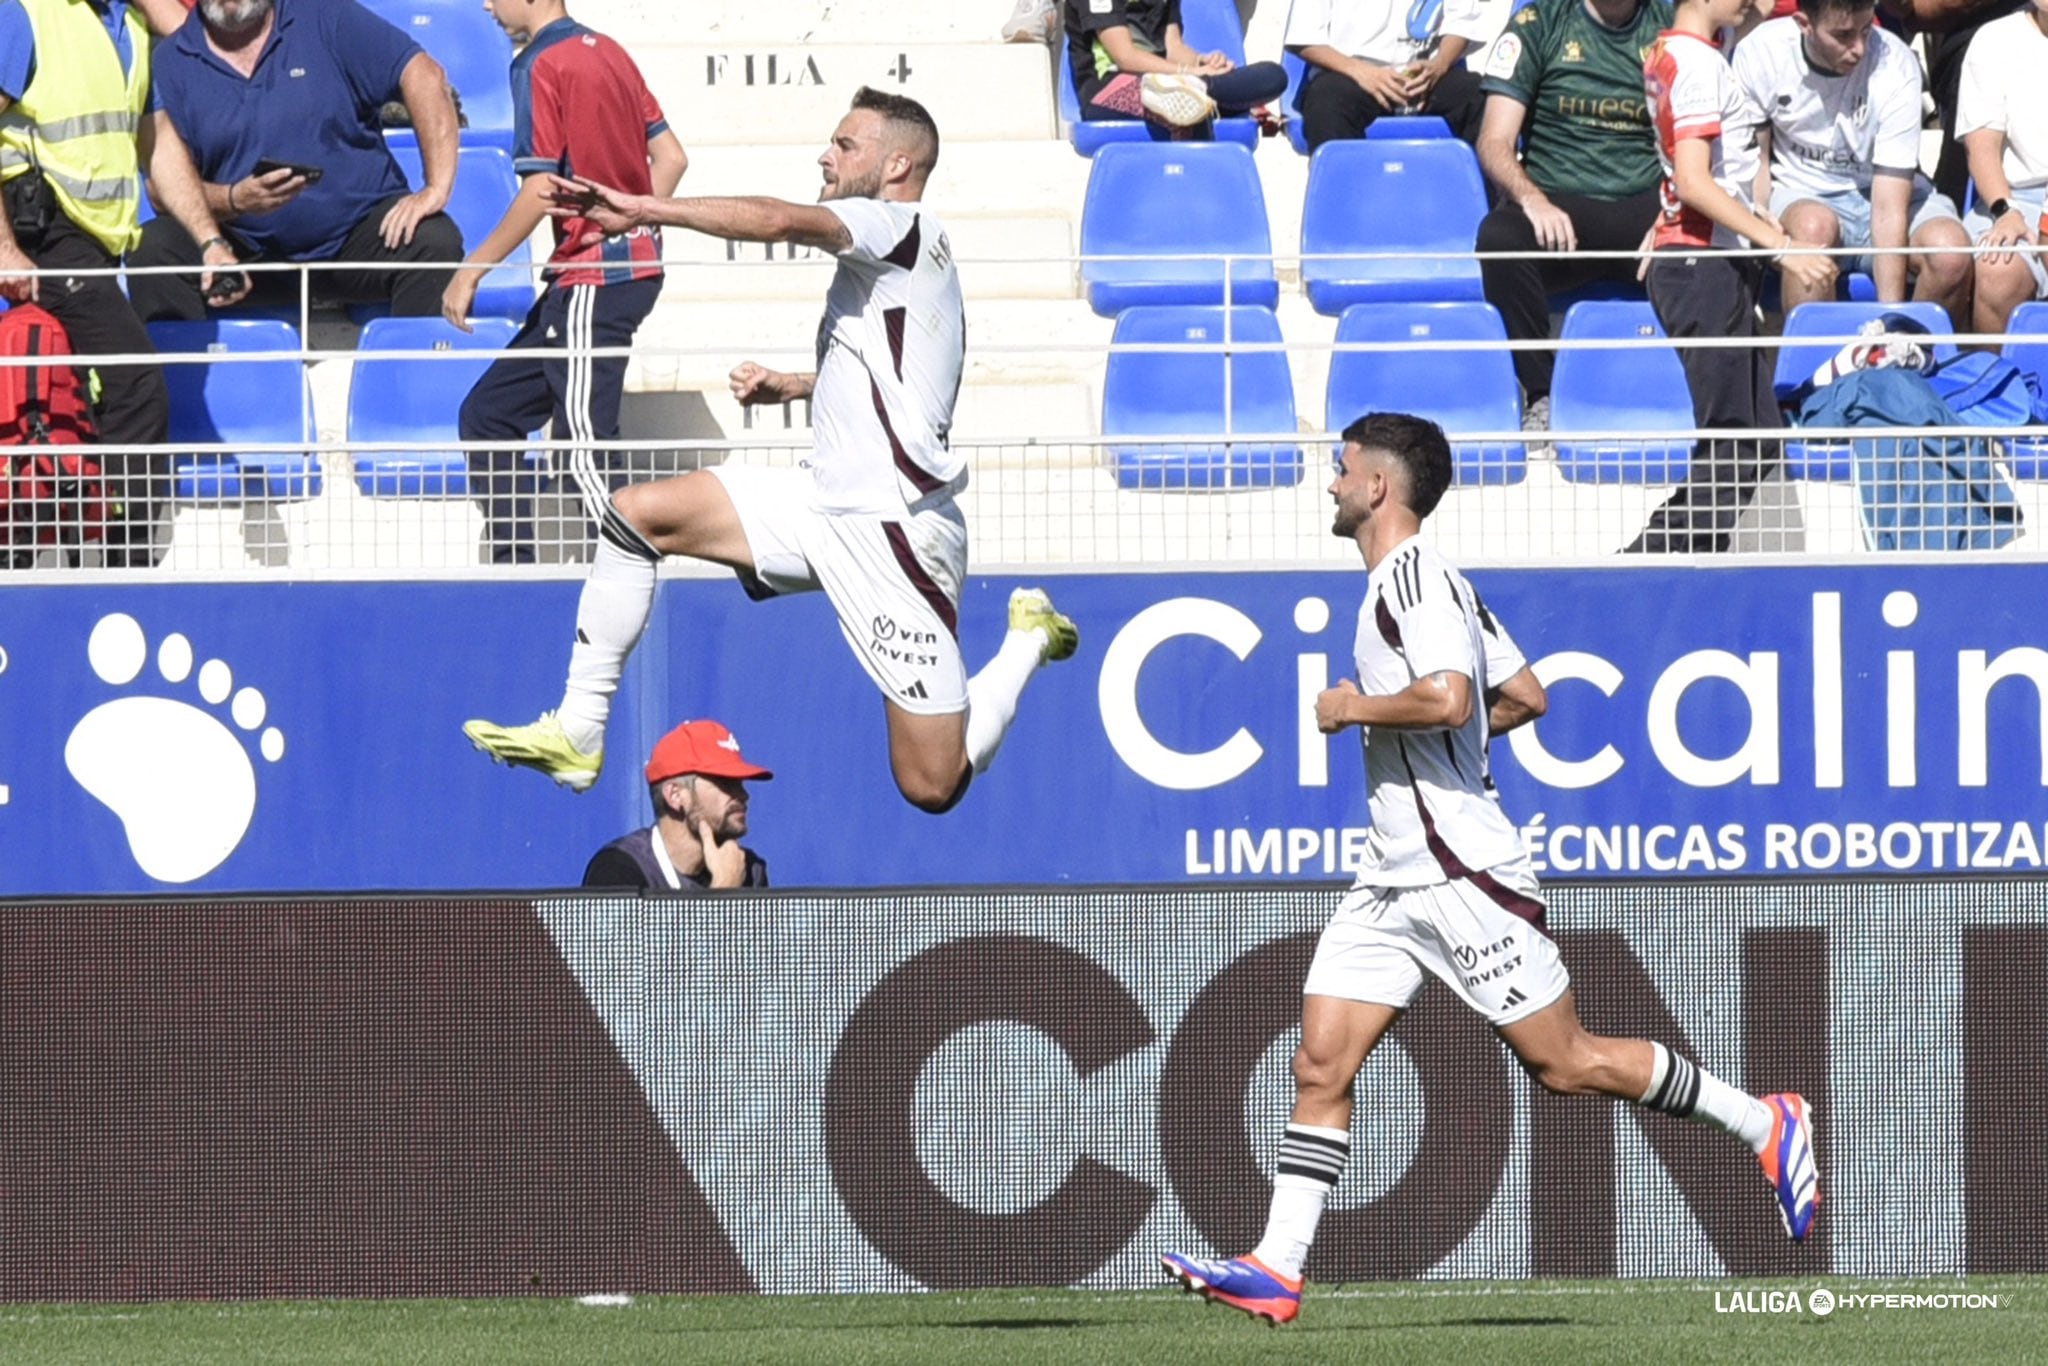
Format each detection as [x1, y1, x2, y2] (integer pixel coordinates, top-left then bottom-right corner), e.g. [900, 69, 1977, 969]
[128, 0, 464, 322]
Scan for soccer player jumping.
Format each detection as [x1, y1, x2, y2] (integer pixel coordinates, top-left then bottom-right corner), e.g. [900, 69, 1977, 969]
[464, 89, 1076, 812]
[1161, 414, 1817, 1325]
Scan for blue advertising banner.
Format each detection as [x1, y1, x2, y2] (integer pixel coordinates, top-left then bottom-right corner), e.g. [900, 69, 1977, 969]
[0, 565, 2043, 894]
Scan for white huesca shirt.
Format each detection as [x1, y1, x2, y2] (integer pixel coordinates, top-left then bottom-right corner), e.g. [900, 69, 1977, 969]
[1347, 535, 1528, 888]
[1282, 0, 1493, 69]
[1733, 17, 1922, 199]
[1955, 10, 2048, 191]
[811, 198, 967, 514]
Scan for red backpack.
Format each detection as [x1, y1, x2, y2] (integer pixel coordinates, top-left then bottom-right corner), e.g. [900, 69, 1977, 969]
[0, 302, 105, 564]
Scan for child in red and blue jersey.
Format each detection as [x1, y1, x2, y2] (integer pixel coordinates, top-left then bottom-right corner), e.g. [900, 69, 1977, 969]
[445, 0, 687, 562]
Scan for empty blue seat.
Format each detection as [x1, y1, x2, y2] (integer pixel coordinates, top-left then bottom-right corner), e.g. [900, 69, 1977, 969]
[1327, 303, 1525, 485]
[1080, 143, 1278, 315]
[361, 0, 514, 150]
[1103, 305, 1300, 488]
[1300, 139, 1486, 314]
[366, 145, 536, 323]
[1775, 300, 1958, 479]
[1061, 0, 1260, 154]
[148, 320, 315, 500]
[2000, 300, 2048, 479]
[348, 317, 520, 496]
[1280, 51, 1312, 156]
[1549, 301, 1694, 483]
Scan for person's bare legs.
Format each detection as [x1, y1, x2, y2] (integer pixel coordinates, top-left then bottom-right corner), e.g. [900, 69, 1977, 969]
[1909, 217, 1975, 331]
[1779, 200, 1844, 317]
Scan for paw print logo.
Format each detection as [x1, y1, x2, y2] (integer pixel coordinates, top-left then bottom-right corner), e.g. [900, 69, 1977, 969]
[63, 613, 285, 883]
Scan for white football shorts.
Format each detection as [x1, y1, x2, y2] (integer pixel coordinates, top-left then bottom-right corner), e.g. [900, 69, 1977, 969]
[709, 463, 968, 715]
[1302, 856, 1569, 1027]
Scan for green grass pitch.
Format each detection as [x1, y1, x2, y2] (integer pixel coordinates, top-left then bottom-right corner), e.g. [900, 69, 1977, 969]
[3, 1277, 2040, 1365]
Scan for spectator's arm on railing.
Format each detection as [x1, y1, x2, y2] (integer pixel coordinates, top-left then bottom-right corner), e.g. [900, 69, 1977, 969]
[1477, 93, 1576, 251]
[141, 111, 249, 308]
[383, 52, 457, 249]
[648, 129, 688, 200]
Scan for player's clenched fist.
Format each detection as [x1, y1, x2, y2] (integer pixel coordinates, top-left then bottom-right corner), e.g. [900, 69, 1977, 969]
[1316, 679, 1363, 733]
[729, 361, 806, 406]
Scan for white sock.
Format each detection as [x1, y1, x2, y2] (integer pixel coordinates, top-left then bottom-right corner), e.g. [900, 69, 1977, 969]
[557, 536, 657, 754]
[1641, 1042, 1774, 1154]
[1249, 1122, 1349, 1280]
[963, 626, 1048, 774]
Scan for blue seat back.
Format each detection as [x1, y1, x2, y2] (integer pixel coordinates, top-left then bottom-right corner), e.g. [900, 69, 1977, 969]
[1773, 301, 1957, 401]
[1300, 139, 1486, 313]
[383, 145, 536, 321]
[147, 319, 316, 498]
[1327, 303, 1525, 484]
[1549, 301, 1695, 483]
[1999, 300, 2048, 479]
[360, 0, 514, 149]
[1080, 143, 1278, 315]
[1103, 305, 1300, 488]
[349, 317, 519, 496]
[1366, 114, 1453, 139]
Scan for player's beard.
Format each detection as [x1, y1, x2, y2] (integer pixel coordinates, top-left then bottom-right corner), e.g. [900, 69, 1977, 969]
[1331, 500, 1364, 539]
[822, 167, 887, 202]
[200, 0, 273, 35]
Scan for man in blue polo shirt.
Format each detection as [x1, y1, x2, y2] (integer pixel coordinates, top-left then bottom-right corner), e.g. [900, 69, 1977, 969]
[129, 0, 464, 321]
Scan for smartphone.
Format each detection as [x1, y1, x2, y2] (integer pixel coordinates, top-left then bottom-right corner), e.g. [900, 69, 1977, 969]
[252, 158, 324, 184]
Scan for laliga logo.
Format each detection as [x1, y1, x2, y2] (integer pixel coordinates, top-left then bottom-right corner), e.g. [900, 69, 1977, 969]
[1096, 591, 2048, 793]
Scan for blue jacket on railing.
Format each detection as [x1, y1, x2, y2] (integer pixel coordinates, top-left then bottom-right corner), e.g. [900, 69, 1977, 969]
[1791, 365, 2024, 551]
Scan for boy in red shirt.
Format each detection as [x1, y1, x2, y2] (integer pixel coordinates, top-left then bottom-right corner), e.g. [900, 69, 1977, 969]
[1627, 0, 1835, 552]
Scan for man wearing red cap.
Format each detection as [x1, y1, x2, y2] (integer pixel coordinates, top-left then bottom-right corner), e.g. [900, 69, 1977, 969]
[581, 719, 771, 891]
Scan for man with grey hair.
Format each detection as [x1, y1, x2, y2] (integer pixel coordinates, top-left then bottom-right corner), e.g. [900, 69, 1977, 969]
[129, 0, 464, 321]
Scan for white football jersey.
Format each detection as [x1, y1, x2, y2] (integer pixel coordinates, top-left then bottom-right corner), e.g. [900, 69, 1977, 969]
[1733, 17, 1922, 199]
[811, 198, 967, 514]
[1348, 536, 1528, 888]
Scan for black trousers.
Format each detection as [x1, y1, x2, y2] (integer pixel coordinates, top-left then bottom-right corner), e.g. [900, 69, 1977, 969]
[460, 276, 661, 563]
[127, 193, 462, 322]
[1628, 252, 1780, 554]
[1296, 63, 1486, 150]
[3, 174, 168, 563]
[1476, 187, 1663, 401]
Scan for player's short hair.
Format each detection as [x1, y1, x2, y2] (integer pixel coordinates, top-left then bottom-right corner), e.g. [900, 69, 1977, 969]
[1340, 412, 1454, 519]
[851, 86, 940, 178]
[1796, 0, 1876, 17]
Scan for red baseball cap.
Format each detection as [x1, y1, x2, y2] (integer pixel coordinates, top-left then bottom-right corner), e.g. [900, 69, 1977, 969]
[643, 720, 773, 784]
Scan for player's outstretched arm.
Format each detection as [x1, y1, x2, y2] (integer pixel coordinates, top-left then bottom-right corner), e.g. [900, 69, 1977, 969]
[546, 176, 853, 253]
[1316, 671, 1473, 734]
[731, 362, 817, 406]
[1485, 665, 1547, 738]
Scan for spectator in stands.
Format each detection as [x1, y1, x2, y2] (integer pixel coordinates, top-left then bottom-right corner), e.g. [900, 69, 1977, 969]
[0, 0, 244, 567]
[129, 0, 463, 323]
[1736, 0, 1973, 326]
[1880, 0, 2023, 211]
[1955, 0, 2048, 337]
[1473, 0, 1674, 426]
[582, 719, 771, 891]
[1283, 0, 1493, 148]
[449, 0, 685, 564]
[1063, 0, 1289, 132]
[1627, 0, 1834, 553]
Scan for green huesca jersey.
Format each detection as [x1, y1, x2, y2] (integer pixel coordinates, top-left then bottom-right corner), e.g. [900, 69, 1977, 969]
[1479, 0, 1676, 201]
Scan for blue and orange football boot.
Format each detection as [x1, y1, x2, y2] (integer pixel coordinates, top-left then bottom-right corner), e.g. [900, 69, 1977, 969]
[1758, 1092, 1820, 1240]
[1159, 1251, 1302, 1325]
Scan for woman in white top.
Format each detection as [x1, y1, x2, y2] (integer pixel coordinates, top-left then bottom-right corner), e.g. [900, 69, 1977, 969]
[1957, 0, 2048, 336]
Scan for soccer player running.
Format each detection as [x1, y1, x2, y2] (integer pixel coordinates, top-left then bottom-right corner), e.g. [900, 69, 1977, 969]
[463, 89, 1077, 813]
[1160, 413, 1817, 1326]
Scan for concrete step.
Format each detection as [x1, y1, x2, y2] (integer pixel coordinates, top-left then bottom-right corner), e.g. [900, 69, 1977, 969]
[646, 43, 1056, 145]
[666, 213, 1076, 300]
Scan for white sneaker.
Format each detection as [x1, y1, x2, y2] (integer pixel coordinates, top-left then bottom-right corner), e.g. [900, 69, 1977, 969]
[1141, 73, 1218, 129]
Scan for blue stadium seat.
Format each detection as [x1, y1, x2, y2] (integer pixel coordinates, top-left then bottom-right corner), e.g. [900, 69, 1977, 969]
[1326, 303, 1525, 485]
[1102, 305, 1300, 488]
[1080, 143, 1278, 315]
[1549, 301, 1694, 483]
[148, 320, 317, 500]
[1367, 115, 1453, 140]
[1300, 139, 1486, 314]
[361, 0, 514, 151]
[1775, 300, 1958, 479]
[1059, 0, 1261, 154]
[366, 145, 536, 323]
[1281, 52, 1312, 156]
[348, 317, 520, 497]
[2000, 300, 2048, 479]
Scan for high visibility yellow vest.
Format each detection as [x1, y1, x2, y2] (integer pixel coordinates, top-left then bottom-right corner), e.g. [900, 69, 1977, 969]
[0, 0, 151, 256]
